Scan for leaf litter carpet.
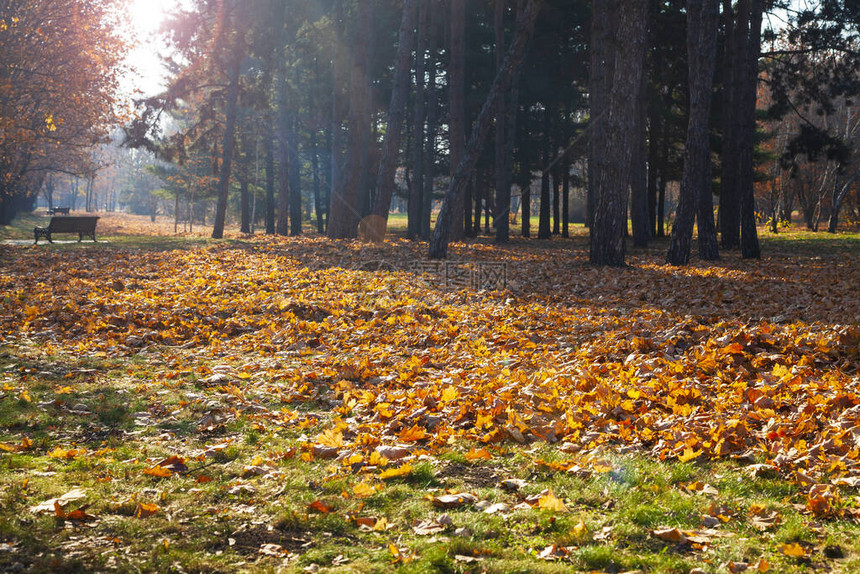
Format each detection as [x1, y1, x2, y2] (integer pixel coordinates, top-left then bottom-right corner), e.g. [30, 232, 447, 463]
[1, 237, 858, 516]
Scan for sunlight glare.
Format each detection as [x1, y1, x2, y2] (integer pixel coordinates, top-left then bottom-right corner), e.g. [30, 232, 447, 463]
[125, 0, 175, 96]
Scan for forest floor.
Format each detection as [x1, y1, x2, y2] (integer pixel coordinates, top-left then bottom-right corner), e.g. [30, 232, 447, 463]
[0, 212, 859, 573]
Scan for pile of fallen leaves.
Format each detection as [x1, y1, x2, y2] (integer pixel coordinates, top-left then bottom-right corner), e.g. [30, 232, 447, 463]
[1, 235, 859, 518]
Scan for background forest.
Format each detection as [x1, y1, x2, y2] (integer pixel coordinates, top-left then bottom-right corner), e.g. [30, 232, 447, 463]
[3, 0, 860, 260]
[4, 2, 860, 573]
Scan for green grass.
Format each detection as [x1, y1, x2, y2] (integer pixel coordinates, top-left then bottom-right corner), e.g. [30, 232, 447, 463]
[4, 345, 859, 574]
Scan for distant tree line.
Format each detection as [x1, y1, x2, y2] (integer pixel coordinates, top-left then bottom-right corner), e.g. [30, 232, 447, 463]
[2, 1, 860, 265]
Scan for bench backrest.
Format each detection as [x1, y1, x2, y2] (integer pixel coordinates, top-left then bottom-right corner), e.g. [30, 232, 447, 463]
[48, 216, 99, 233]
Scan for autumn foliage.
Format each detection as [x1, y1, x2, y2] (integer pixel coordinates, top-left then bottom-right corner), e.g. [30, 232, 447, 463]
[2, 237, 858, 487]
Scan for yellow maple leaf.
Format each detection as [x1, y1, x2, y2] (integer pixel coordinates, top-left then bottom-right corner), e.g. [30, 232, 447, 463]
[780, 542, 808, 558]
[678, 447, 701, 462]
[316, 428, 344, 448]
[368, 451, 389, 467]
[538, 489, 569, 513]
[352, 481, 377, 498]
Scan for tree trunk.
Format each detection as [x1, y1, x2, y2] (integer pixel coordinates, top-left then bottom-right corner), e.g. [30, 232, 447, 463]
[667, 0, 720, 265]
[631, 42, 651, 248]
[408, 2, 427, 240]
[329, 0, 371, 239]
[449, 0, 467, 241]
[288, 118, 302, 236]
[828, 174, 857, 233]
[429, 0, 543, 259]
[276, 64, 291, 236]
[211, 52, 242, 239]
[719, 0, 741, 249]
[493, 0, 510, 242]
[539, 104, 552, 239]
[587, 0, 616, 229]
[562, 160, 570, 237]
[370, 0, 418, 239]
[590, 0, 648, 266]
[326, 0, 350, 238]
[240, 177, 250, 234]
[421, 18, 439, 240]
[552, 168, 561, 235]
[265, 126, 276, 234]
[311, 130, 325, 234]
[739, 0, 762, 259]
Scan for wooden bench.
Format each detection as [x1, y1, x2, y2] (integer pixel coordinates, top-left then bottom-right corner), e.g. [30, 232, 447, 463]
[47, 207, 71, 215]
[34, 216, 99, 244]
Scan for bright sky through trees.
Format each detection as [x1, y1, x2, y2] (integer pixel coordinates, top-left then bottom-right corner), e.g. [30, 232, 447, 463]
[124, 0, 174, 96]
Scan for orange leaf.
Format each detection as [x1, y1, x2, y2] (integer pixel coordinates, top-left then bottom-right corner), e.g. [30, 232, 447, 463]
[465, 448, 493, 461]
[143, 466, 173, 478]
[398, 424, 427, 442]
[309, 499, 333, 514]
[653, 527, 686, 544]
[135, 503, 160, 518]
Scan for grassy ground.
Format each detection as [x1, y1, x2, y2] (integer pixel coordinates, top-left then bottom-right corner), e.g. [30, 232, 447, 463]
[1, 212, 859, 573]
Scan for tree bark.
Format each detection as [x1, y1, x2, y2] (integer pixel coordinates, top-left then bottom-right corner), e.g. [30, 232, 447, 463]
[631, 41, 651, 248]
[667, 0, 720, 265]
[288, 117, 302, 236]
[449, 0, 467, 241]
[240, 177, 250, 234]
[539, 104, 552, 239]
[370, 0, 418, 239]
[265, 126, 275, 234]
[739, 0, 762, 259]
[562, 160, 570, 237]
[326, 0, 351, 238]
[421, 16, 438, 240]
[408, 2, 427, 240]
[719, 0, 741, 249]
[428, 0, 543, 259]
[493, 0, 510, 242]
[587, 0, 617, 229]
[276, 69, 290, 236]
[310, 129, 325, 233]
[211, 52, 242, 239]
[590, 0, 648, 266]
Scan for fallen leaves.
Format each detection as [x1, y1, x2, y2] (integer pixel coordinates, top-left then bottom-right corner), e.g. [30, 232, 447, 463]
[3, 238, 860, 489]
[780, 542, 811, 558]
[427, 492, 478, 509]
[379, 463, 413, 480]
[30, 488, 88, 515]
[411, 513, 452, 535]
[3, 234, 860, 570]
[536, 489, 569, 513]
